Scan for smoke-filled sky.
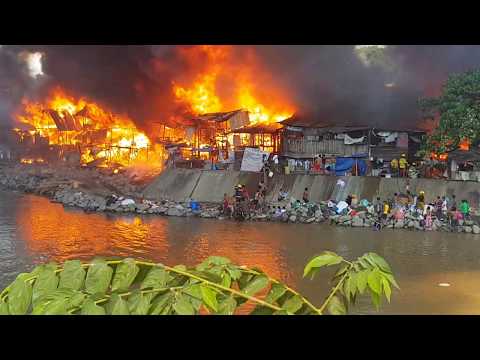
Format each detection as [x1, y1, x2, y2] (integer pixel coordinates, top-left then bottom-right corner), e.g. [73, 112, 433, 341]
[2, 45, 480, 131]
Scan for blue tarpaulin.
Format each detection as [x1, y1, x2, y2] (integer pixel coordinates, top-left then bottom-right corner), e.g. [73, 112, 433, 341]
[335, 154, 368, 176]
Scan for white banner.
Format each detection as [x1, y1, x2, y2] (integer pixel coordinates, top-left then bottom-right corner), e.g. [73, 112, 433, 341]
[240, 147, 270, 172]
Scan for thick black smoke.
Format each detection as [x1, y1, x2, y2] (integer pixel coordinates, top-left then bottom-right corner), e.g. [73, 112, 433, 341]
[2, 45, 480, 131]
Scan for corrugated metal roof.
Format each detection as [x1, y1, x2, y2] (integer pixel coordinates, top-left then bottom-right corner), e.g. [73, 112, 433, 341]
[193, 109, 246, 123]
[231, 122, 282, 134]
[281, 115, 426, 134]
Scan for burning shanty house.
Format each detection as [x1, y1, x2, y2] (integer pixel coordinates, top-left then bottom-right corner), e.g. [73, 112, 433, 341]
[12, 88, 157, 170]
[279, 114, 426, 176]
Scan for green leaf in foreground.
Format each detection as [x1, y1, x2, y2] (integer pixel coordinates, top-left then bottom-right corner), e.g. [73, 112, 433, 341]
[32, 267, 59, 306]
[281, 295, 304, 314]
[304, 251, 344, 278]
[216, 296, 236, 315]
[327, 295, 346, 315]
[81, 299, 106, 315]
[200, 285, 218, 312]
[59, 260, 85, 291]
[111, 258, 139, 292]
[367, 268, 382, 295]
[127, 290, 151, 315]
[7, 273, 32, 315]
[140, 266, 169, 290]
[85, 259, 113, 295]
[149, 292, 174, 315]
[265, 283, 287, 304]
[108, 294, 130, 315]
[356, 269, 369, 294]
[0, 299, 9, 315]
[241, 275, 269, 297]
[173, 294, 195, 315]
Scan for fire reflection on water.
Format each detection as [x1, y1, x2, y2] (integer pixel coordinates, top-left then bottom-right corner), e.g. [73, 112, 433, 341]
[10, 193, 480, 314]
[15, 195, 288, 283]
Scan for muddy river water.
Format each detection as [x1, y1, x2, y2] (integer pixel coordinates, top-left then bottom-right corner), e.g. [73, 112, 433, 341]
[1, 190, 480, 314]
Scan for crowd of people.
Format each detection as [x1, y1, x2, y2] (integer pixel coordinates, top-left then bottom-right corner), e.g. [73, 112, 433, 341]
[326, 190, 472, 231]
[217, 178, 474, 231]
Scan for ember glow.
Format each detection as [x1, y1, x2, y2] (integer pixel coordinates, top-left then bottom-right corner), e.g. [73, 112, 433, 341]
[14, 87, 156, 168]
[172, 46, 294, 125]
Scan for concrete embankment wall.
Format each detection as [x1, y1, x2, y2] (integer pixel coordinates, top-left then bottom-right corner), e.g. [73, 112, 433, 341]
[143, 169, 480, 207]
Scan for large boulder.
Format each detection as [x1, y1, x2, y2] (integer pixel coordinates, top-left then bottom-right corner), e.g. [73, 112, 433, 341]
[394, 220, 404, 229]
[473, 225, 480, 234]
[167, 207, 186, 217]
[465, 226, 473, 233]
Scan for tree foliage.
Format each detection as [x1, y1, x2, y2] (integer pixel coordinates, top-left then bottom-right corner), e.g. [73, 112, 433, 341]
[420, 69, 480, 153]
[0, 252, 398, 315]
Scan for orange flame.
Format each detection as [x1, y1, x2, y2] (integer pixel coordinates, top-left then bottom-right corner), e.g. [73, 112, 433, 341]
[14, 87, 160, 168]
[172, 46, 295, 125]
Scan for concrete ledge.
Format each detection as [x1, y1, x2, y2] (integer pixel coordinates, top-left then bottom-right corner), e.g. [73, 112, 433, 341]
[143, 169, 480, 207]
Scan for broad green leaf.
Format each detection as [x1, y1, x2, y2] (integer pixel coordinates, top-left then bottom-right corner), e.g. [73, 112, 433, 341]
[127, 290, 151, 315]
[226, 266, 242, 280]
[250, 305, 275, 315]
[242, 275, 269, 297]
[32, 267, 59, 306]
[32, 289, 84, 315]
[366, 253, 392, 274]
[200, 285, 218, 312]
[149, 292, 174, 315]
[345, 271, 358, 299]
[382, 278, 392, 303]
[32, 298, 68, 315]
[85, 259, 113, 295]
[273, 310, 289, 315]
[183, 284, 202, 300]
[140, 267, 169, 290]
[327, 295, 346, 315]
[0, 299, 9, 315]
[111, 258, 139, 292]
[358, 257, 371, 270]
[188, 270, 223, 284]
[282, 295, 303, 314]
[381, 271, 400, 290]
[216, 296, 237, 315]
[81, 299, 106, 315]
[173, 294, 195, 315]
[59, 260, 85, 291]
[303, 251, 344, 277]
[8, 273, 32, 315]
[237, 273, 255, 291]
[265, 283, 288, 304]
[367, 268, 382, 295]
[356, 269, 369, 294]
[221, 273, 232, 288]
[369, 289, 381, 310]
[108, 294, 130, 315]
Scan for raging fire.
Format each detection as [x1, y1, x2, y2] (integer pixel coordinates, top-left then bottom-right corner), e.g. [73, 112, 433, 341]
[172, 46, 294, 125]
[15, 87, 155, 168]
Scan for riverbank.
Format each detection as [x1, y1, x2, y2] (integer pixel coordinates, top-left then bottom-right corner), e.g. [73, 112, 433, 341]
[1, 164, 480, 234]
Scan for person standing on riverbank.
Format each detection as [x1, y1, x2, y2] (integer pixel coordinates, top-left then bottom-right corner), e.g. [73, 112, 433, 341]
[390, 158, 399, 177]
[399, 154, 408, 178]
[303, 188, 309, 203]
[460, 200, 471, 220]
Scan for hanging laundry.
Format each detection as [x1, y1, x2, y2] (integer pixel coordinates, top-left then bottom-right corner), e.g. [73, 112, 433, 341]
[344, 134, 366, 145]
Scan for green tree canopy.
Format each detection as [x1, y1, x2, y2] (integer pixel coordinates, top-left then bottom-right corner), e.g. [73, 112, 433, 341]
[420, 69, 480, 154]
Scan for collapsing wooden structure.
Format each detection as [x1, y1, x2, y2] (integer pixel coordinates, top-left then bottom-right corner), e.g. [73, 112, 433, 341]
[14, 107, 151, 167]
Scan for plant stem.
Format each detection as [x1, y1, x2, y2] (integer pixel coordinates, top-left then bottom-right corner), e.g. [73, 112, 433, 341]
[318, 268, 351, 315]
[150, 262, 283, 312]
